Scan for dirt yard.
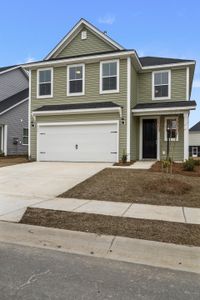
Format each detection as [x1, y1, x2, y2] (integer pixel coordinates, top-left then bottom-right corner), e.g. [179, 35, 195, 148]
[20, 208, 200, 247]
[150, 161, 200, 177]
[59, 168, 200, 208]
[0, 156, 29, 168]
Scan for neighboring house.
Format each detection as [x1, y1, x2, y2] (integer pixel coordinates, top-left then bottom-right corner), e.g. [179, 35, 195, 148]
[189, 121, 200, 157]
[25, 18, 196, 163]
[0, 66, 29, 156]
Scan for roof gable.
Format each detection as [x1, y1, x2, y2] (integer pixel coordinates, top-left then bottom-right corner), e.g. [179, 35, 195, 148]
[45, 18, 124, 60]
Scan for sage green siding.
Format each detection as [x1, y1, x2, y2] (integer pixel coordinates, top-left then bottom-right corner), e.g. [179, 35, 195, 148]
[160, 115, 184, 161]
[189, 132, 200, 146]
[54, 27, 114, 59]
[137, 68, 187, 103]
[30, 59, 127, 160]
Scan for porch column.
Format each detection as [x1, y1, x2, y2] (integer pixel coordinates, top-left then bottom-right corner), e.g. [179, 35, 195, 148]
[183, 112, 189, 161]
[3, 125, 8, 156]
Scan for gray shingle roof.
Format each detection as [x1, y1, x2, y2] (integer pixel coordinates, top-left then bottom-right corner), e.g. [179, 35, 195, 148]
[0, 65, 17, 73]
[139, 56, 195, 67]
[34, 101, 121, 112]
[133, 101, 196, 110]
[0, 88, 29, 114]
[190, 121, 200, 132]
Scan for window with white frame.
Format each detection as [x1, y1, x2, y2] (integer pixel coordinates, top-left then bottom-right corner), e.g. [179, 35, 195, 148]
[23, 128, 28, 145]
[100, 60, 119, 93]
[67, 64, 85, 96]
[153, 71, 170, 99]
[165, 117, 178, 141]
[37, 68, 53, 97]
[192, 146, 198, 157]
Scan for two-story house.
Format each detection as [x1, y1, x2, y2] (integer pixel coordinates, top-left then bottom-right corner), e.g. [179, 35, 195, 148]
[25, 19, 196, 163]
[0, 65, 29, 156]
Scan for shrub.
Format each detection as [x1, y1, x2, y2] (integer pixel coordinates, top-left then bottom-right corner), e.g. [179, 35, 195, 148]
[121, 149, 127, 164]
[183, 158, 195, 171]
[194, 159, 200, 166]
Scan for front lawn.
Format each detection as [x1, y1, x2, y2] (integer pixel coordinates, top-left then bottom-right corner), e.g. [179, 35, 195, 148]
[59, 168, 200, 208]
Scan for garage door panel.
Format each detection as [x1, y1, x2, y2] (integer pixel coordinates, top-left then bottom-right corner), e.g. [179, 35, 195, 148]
[38, 123, 118, 162]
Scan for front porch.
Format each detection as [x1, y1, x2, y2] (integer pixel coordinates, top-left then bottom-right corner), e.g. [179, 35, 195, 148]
[132, 100, 196, 162]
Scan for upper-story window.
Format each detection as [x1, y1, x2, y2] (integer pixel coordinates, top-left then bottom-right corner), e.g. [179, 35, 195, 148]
[37, 68, 53, 98]
[100, 60, 119, 94]
[152, 70, 171, 100]
[67, 64, 85, 96]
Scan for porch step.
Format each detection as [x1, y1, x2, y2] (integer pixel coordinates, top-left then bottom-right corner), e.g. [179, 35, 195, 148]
[130, 161, 156, 170]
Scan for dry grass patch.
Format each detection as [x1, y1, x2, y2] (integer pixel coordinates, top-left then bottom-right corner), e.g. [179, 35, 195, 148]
[0, 156, 29, 168]
[59, 168, 200, 207]
[20, 208, 200, 247]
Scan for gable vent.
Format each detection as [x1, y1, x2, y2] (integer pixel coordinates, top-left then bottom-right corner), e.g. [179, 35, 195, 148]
[81, 30, 87, 40]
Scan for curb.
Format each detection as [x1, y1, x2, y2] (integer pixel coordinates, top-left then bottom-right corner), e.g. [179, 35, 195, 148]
[0, 221, 199, 274]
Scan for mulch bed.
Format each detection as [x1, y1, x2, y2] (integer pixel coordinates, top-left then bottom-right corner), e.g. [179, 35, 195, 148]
[0, 155, 29, 168]
[113, 161, 135, 166]
[20, 207, 200, 247]
[59, 168, 200, 208]
[150, 161, 200, 177]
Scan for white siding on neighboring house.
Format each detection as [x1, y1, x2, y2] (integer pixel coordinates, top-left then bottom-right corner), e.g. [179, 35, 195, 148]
[0, 68, 28, 101]
[189, 132, 200, 146]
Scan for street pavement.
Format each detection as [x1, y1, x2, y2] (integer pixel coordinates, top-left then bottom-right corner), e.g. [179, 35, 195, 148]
[0, 242, 200, 300]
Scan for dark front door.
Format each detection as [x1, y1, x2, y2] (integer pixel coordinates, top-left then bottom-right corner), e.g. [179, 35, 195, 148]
[143, 119, 157, 159]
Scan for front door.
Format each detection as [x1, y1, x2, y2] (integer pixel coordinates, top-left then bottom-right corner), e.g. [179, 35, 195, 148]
[143, 119, 157, 159]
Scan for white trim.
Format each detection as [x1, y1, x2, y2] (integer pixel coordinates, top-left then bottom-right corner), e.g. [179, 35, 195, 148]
[44, 19, 124, 60]
[67, 63, 85, 96]
[37, 67, 53, 99]
[152, 70, 171, 100]
[142, 61, 195, 70]
[24, 51, 135, 69]
[126, 57, 131, 161]
[28, 70, 31, 158]
[99, 59, 119, 94]
[0, 98, 29, 116]
[139, 116, 160, 160]
[36, 120, 120, 163]
[184, 112, 189, 160]
[164, 116, 179, 142]
[186, 67, 190, 100]
[3, 125, 7, 156]
[32, 107, 122, 117]
[0, 125, 3, 152]
[132, 105, 196, 116]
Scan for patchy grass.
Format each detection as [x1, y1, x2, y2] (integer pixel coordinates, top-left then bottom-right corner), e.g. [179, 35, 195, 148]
[20, 208, 200, 247]
[0, 155, 29, 168]
[59, 168, 200, 208]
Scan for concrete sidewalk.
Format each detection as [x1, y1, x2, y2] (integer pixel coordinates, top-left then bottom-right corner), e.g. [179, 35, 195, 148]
[28, 197, 200, 225]
[0, 221, 199, 274]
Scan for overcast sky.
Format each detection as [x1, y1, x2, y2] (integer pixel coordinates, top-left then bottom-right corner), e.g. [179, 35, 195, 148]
[0, 0, 199, 126]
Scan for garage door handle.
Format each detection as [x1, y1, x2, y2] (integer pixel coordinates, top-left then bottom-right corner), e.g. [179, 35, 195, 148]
[75, 144, 78, 150]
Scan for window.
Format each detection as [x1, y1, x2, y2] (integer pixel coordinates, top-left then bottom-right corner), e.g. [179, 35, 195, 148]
[37, 68, 53, 98]
[100, 60, 119, 93]
[67, 64, 85, 96]
[153, 70, 171, 99]
[23, 128, 28, 145]
[165, 117, 178, 141]
[192, 146, 198, 157]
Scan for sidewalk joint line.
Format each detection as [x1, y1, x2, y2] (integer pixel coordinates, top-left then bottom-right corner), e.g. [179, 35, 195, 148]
[121, 203, 134, 217]
[182, 207, 187, 223]
[72, 199, 91, 212]
[107, 235, 116, 253]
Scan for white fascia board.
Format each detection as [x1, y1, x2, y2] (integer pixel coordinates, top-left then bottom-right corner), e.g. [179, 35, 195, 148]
[0, 98, 29, 116]
[142, 61, 195, 71]
[45, 19, 124, 60]
[132, 106, 196, 116]
[0, 66, 20, 75]
[24, 51, 136, 69]
[32, 107, 122, 117]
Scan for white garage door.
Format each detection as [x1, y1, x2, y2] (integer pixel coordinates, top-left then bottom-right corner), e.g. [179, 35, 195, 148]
[37, 123, 118, 162]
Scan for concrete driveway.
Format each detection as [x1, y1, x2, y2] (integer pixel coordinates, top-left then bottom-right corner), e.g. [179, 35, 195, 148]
[0, 162, 111, 222]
